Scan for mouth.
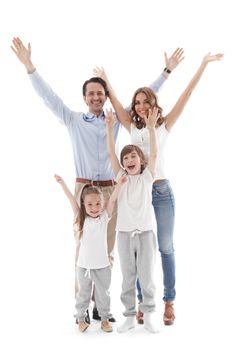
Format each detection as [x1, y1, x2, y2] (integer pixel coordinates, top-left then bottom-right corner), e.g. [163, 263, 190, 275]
[126, 165, 136, 171]
[139, 111, 147, 117]
[92, 101, 102, 106]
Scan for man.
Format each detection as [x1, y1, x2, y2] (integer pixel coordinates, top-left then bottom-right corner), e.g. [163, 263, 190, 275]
[11, 37, 184, 323]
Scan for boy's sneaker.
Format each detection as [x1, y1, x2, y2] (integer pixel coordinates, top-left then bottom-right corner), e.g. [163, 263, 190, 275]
[92, 307, 116, 322]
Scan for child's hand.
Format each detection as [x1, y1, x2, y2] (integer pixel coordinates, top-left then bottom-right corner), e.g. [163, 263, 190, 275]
[93, 66, 107, 81]
[118, 174, 128, 185]
[105, 108, 115, 128]
[145, 107, 160, 129]
[54, 174, 63, 184]
[202, 52, 224, 64]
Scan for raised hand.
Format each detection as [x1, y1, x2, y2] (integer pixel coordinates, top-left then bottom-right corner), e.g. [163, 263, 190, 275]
[54, 174, 64, 184]
[164, 48, 185, 71]
[145, 107, 160, 129]
[93, 66, 107, 81]
[11, 37, 35, 72]
[202, 52, 224, 64]
[105, 108, 116, 128]
[118, 174, 128, 185]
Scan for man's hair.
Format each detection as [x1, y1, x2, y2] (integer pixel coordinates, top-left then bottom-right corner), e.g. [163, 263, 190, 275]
[82, 77, 109, 96]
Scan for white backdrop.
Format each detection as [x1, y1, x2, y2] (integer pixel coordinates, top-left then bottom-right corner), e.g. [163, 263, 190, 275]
[0, 0, 232, 349]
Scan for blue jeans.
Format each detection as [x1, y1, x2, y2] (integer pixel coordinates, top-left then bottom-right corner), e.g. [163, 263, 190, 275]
[136, 179, 176, 302]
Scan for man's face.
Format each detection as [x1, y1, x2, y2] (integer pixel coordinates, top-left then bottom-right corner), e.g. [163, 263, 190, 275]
[83, 82, 107, 115]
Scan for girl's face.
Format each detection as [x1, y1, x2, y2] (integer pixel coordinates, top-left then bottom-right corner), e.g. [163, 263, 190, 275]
[134, 92, 153, 120]
[122, 151, 142, 175]
[83, 193, 103, 218]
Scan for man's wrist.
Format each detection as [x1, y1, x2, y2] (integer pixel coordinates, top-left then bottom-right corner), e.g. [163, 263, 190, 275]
[26, 62, 36, 74]
[163, 67, 171, 74]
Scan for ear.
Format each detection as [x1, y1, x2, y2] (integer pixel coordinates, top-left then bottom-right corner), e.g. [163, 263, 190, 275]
[83, 96, 88, 105]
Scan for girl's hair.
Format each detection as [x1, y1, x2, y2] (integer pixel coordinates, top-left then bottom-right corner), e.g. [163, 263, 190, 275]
[75, 185, 104, 239]
[130, 87, 165, 129]
[120, 144, 146, 173]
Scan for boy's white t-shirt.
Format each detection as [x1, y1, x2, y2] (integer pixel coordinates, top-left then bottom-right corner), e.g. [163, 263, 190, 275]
[76, 210, 110, 269]
[130, 122, 169, 180]
[116, 167, 156, 232]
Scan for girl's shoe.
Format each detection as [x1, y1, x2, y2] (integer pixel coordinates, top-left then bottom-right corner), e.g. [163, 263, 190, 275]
[101, 320, 113, 332]
[163, 302, 175, 325]
[79, 321, 89, 332]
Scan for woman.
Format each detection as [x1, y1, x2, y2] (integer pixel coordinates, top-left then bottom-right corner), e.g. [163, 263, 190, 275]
[94, 51, 223, 325]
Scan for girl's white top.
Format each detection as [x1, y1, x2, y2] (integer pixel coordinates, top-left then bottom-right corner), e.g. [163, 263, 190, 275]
[76, 211, 110, 269]
[130, 122, 169, 180]
[116, 168, 156, 232]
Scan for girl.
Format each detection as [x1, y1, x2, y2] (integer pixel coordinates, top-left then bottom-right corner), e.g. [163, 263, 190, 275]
[106, 107, 159, 333]
[94, 52, 223, 325]
[55, 174, 126, 333]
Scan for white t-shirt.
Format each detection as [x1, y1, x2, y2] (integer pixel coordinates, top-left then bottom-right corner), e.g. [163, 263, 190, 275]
[130, 122, 169, 180]
[77, 211, 110, 269]
[116, 168, 156, 232]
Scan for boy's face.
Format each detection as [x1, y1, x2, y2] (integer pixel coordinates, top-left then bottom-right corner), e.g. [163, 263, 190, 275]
[83, 82, 107, 116]
[122, 151, 142, 175]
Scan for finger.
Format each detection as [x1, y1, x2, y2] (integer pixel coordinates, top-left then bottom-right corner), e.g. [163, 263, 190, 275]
[171, 48, 179, 57]
[10, 46, 17, 54]
[12, 39, 22, 50]
[176, 48, 184, 60]
[216, 53, 224, 59]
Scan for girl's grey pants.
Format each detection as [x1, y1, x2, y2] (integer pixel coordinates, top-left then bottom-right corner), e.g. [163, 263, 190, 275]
[75, 266, 112, 322]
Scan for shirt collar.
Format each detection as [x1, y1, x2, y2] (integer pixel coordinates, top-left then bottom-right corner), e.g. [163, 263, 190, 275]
[83, 111, 105, 122]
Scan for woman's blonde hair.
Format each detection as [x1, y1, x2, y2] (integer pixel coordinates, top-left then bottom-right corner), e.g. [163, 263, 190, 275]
[130, 87, 165, 129]
[75, 185, 104, 239]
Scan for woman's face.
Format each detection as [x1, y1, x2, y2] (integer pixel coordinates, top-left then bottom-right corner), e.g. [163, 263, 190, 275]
[134, 92, 153, 120]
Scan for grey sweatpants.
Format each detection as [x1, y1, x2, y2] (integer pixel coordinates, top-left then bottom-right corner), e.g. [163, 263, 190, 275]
[75, 266, 112, 322]
[117, 230, 156, 316]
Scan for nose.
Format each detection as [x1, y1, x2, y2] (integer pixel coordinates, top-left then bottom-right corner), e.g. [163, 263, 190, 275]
[93, 93, 100, 100]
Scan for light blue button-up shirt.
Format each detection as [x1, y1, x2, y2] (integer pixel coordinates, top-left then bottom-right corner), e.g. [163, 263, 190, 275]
[29, 70, 166, 180]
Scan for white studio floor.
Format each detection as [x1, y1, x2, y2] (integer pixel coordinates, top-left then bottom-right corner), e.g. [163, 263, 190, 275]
[0, 242, 231, 350]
